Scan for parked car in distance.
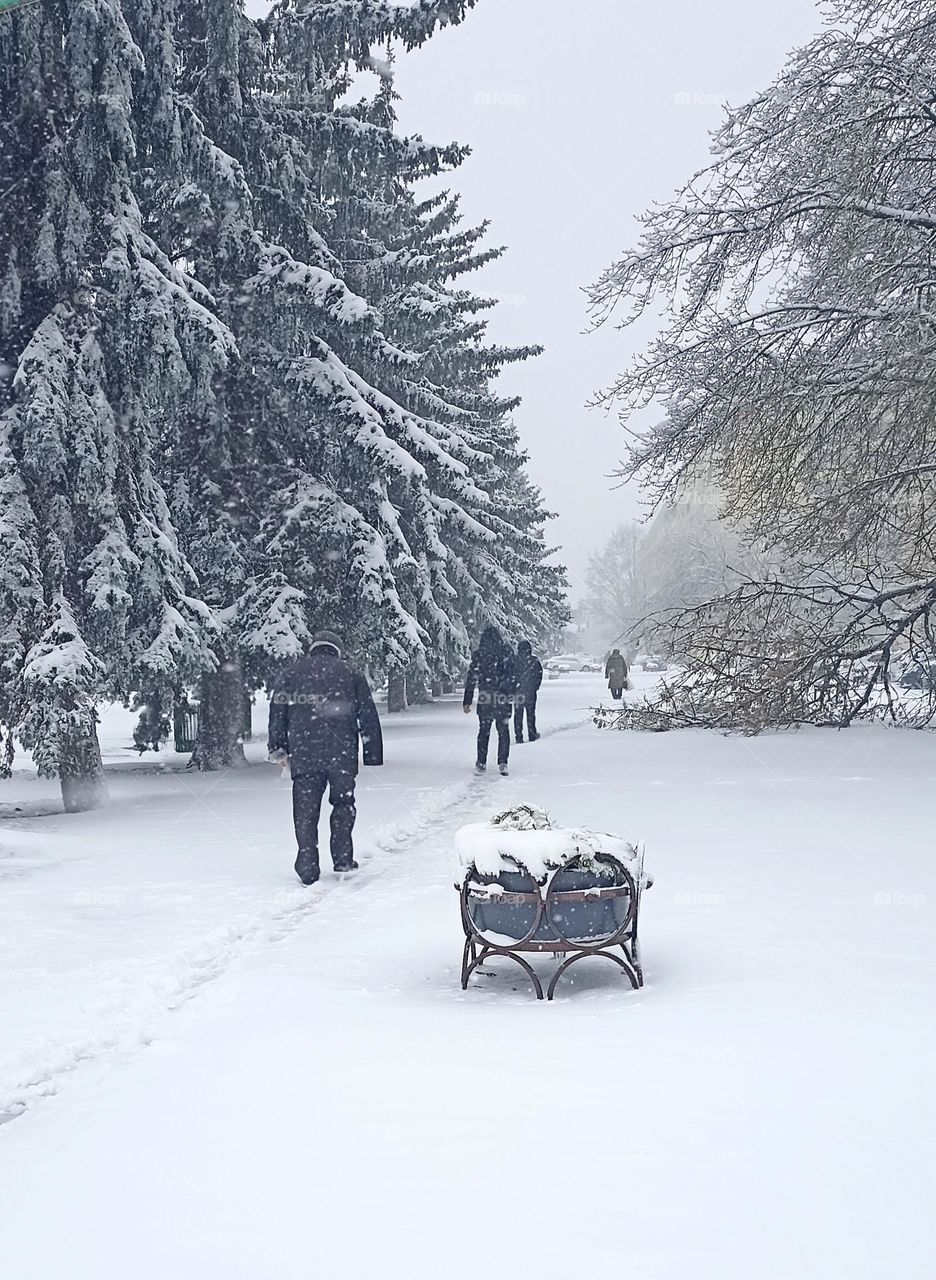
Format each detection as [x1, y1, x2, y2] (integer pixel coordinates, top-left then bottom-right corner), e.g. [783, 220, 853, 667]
[898, 661, 936, 691]
[641, 654, 669, 673]
[545, 653, 592, 672]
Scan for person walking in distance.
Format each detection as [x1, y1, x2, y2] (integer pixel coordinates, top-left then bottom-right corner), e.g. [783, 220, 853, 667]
[605, 648, 628, 701]
[268, 630, 383, 885]
[463, 626, 516, 775]
[513, 639, 543, 743]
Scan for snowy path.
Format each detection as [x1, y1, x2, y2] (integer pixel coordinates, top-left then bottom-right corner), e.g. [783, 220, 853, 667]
[1, 675, 935, 1278]
[0, 695, 558, 1123]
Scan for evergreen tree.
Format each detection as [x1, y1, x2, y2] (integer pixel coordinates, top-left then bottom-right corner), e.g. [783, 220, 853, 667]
[174, 0, 566, 712]
[0, 0, 231, 806]
[0, 0, 567, 791]
[232, 30, 567, 693]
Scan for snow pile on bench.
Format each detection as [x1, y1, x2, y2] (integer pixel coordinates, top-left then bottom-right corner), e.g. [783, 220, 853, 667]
[455, 804, 646, 886]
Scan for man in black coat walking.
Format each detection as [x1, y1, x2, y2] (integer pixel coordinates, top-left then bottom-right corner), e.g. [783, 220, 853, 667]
[463, 625, 516, 775]
[513, 639, 543, 743]
[268, 630, 383, 885]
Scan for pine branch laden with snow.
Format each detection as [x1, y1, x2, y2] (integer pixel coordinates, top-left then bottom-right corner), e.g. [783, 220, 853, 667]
[589, 0, 936, 729]
[265, 0, 480, 72]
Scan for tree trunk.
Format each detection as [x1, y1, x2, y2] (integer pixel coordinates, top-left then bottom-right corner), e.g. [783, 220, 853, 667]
[441, 676, 455, 695]
[406, 670, 430, 705]
[430, 679, 443, 699]
[60, 719, 106, 813]
[194, 656, 248, 770]
[132, 689, 169, 753]
[387, 670, 408, 713]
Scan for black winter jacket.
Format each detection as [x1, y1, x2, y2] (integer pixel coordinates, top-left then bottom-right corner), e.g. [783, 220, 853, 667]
[268, 649, 383, 777]
[464, 646, 517, 715]
[605, 652, 628, 687]
[515, 650, 543, 698]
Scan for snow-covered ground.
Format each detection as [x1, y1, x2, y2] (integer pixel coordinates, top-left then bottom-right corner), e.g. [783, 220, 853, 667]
[1, 673, 934, 1278]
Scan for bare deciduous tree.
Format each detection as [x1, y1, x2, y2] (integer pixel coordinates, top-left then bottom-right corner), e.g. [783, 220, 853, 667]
[584, 524, 646, 649]
[590, 0, 936, 728]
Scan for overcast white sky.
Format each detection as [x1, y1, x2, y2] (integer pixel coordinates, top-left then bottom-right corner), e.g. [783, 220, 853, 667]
[245, 0, 823, 594]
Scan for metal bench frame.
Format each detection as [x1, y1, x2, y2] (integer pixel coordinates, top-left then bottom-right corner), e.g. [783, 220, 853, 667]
[459, 855, 644, 1001]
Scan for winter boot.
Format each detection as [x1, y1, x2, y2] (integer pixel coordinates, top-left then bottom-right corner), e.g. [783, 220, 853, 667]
[499, 763, 509, 777]
[295, 852, 320, 886]
[529, 732, 541, 742]
[475, 761, 487, 774]
[333, 859, 359, 874]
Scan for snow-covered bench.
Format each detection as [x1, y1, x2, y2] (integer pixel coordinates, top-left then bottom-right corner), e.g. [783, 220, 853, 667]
[455, 806, 648, 1001]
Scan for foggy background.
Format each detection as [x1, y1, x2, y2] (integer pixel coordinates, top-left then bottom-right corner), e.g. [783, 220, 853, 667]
[244, 0, 823, 594]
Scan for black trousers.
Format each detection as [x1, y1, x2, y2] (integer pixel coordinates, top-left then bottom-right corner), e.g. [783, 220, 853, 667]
[291, 768, 356, 869]
[610, 686, 624, 700]
[477, 709, 511, 766]
[514, 693, 538, 740]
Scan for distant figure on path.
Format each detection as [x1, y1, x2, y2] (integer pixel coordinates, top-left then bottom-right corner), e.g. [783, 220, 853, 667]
[463, 626, 516, 775]
[605, 648, 628, 701]
[268, 630, 383, 885]
[514, 639, 543, 743]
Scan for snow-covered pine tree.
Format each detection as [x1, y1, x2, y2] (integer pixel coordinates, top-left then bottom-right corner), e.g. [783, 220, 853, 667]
[354, 172, 570, 655]
[167, 0, 565, 710]
[351, 84, 568, 653]
[238, 22, 476, 691]
[0, 1, 231, 806]
[319, 79, 515, 688]
[158, 1, 440, 717]
[124, 0, 450, 758]
[1, 0, 565, 791]
[130, 0, 261, 768]
[238, 41, 567, 688]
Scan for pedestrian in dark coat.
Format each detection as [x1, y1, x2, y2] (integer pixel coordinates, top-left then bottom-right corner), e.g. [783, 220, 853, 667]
[513, 639, 543, 743]
[605, 648, 628, 701]
[463, 626, 516, 774]
[268, 630, 383, 884]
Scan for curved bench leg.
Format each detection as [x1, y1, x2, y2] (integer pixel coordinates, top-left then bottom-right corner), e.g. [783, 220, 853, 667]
[546, 949, 640, 1000]
[463, 946, 544, 999]
[627, 940, 644, 987]
[462, 943, 491, 990]
[461, 936, 476, 989]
